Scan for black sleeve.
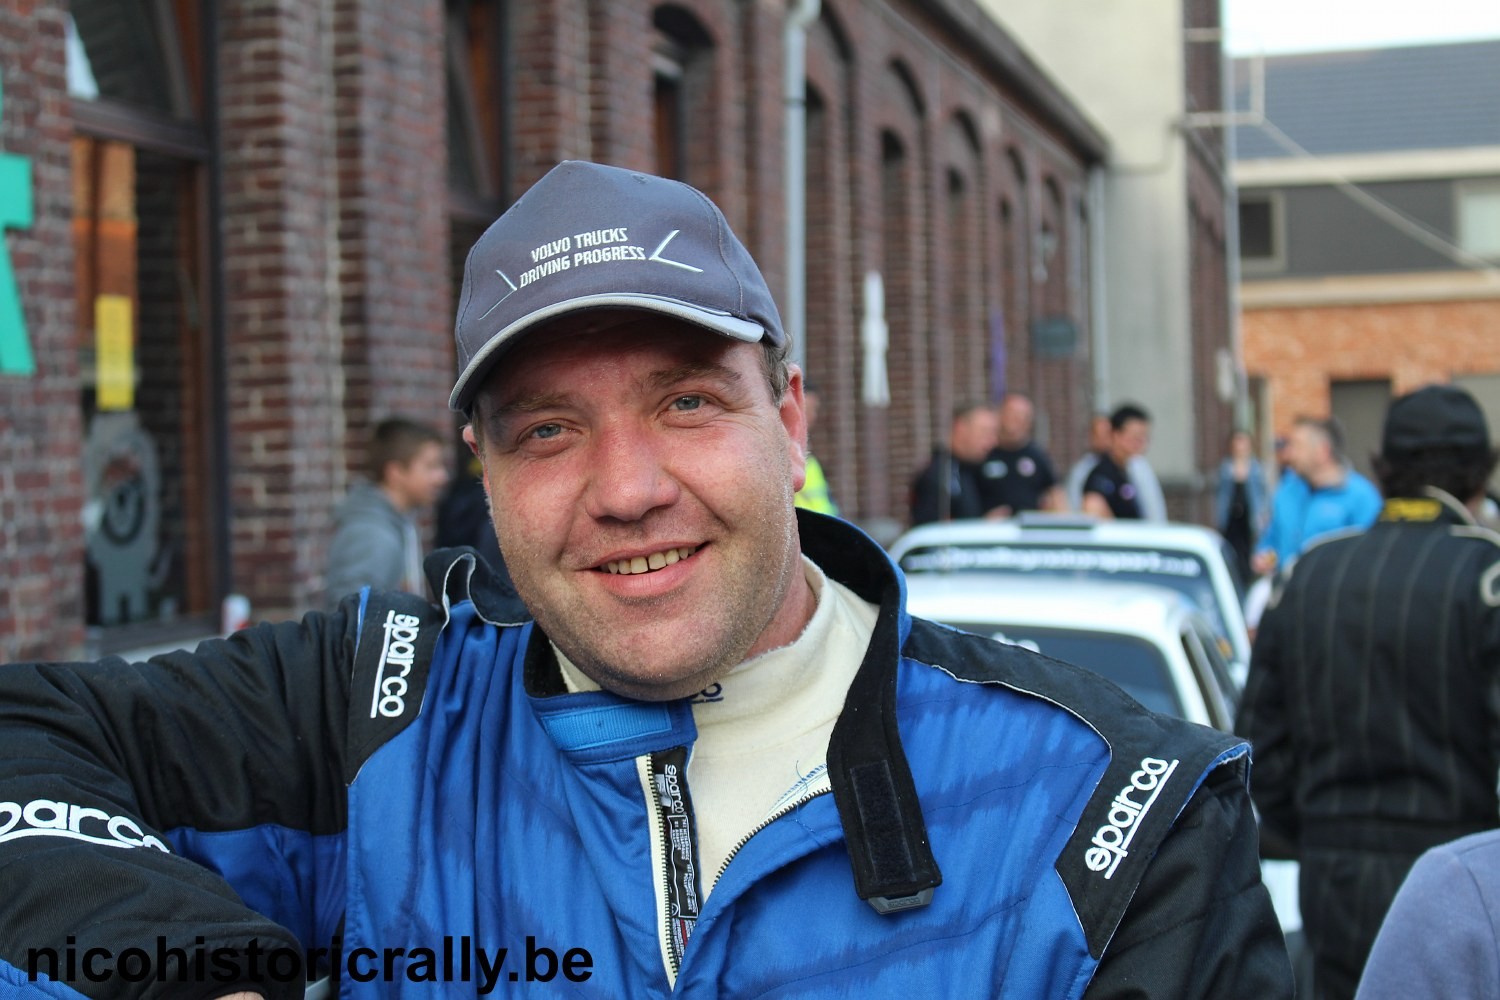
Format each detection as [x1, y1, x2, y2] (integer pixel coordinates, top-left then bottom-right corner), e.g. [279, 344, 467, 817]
[1080, 463, 1109, 503]
[1082, 765, 1295, 999]
[1233, 595, 1300, 857]
[910, 459, 942, 526]
[0, 605, 358, 999]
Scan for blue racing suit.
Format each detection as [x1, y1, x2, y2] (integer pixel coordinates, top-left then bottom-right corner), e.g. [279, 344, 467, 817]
[0, 512, 1290, 997]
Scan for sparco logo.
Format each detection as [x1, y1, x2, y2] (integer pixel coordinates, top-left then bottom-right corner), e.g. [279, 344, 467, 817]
[370, 610, 421, 719]
[0, 799, 170, 852]
[1084, 756, 1179, 879]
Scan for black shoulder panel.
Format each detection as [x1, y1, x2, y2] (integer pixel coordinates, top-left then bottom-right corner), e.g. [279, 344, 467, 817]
[344, 589, 446, 783]
[903, 617, 1246, 958]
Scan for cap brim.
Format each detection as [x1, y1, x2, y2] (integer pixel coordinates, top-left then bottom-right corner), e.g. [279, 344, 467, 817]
[449, 293, 767, 411]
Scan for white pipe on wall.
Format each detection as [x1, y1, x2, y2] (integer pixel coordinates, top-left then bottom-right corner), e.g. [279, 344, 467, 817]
[784, 0, 820, 373]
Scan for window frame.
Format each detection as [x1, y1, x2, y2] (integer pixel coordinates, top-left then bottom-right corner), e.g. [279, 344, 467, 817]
[1237, 188, 1286, 275]
[1455, 178, 1500, 262]
[70, 0, 228, 655]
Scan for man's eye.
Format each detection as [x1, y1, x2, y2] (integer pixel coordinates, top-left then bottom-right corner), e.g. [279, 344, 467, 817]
[529, 423, 563, 440]
[671, 395, 704, 411]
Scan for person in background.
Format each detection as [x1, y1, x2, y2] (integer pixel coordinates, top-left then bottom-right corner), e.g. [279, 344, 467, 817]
[793, 380, 839, 516]
[977, 393, 1065, 516]
[1216, 429, 1270, 583]
[1068, 409, 1167, 520]
[1065, 412, 1111, 512]
[1251, 416, 1380, 577]
[1355, 827, 1500, 999]
[909, 400, 1001, 525]
[1081, 404, 1153, 520]
[1237, 385, 1500, 1000]
[436, 447, 515, 592]
[324, 416, 449, 607]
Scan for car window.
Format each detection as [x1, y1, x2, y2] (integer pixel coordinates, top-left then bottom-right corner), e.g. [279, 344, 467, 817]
[1192, 620, 1241, 716]
[901, 542, 1232, 640]
[1179, 627, 1234, 731]
[940, 621, 1183, 718]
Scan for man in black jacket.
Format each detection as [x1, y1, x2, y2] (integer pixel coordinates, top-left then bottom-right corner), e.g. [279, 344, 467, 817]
[908, 401, 1001, 524]
[1237, 384, 1500, 1000]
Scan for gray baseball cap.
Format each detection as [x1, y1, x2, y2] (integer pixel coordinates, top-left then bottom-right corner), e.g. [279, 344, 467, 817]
[449, 160, 786, 412]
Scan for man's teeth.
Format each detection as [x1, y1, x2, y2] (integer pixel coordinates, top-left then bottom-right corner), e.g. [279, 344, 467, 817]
[603, 546, 697, 575]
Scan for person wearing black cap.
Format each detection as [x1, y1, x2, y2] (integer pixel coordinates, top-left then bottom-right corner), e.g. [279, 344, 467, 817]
[1237, 383, 1500, 1000]
[0, 161, 1290, 998]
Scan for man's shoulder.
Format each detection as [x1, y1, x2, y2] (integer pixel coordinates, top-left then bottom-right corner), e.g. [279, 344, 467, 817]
[334, 480, 401, 526]
[900, 615, 1248, 959]
[1083, 458, 1120, 488]
[911, 453, 945, 483]
[1272, 472, 1308, 500]
[1020, 439, 1057, 470]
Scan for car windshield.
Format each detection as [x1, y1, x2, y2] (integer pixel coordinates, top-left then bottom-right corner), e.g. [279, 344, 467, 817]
[900, 543, 1229, 640]
[940, 621, 1183, 718]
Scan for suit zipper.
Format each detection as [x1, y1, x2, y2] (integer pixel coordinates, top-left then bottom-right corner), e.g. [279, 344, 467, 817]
[708, 773, 832, 894]
[643, 748, 700, 987]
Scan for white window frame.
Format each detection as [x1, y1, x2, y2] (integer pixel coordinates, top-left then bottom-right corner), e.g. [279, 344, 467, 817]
[1455, 179, 1500, 262]
[1238, 188, 1286, 275]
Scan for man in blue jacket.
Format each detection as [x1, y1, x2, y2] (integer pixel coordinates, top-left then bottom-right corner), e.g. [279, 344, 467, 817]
[0, 161, 1292, 998]
[1252, 416, 1381, 576]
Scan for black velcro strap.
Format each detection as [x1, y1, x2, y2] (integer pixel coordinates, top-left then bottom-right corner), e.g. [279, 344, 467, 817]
[344, 589, 444, 783]
[827, 581, 942, 914]
[849, 761, 916, 887]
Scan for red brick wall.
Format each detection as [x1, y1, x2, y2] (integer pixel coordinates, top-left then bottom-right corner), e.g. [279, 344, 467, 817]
[1245, 298, 1500, 434]
[1, 0, 1113, 655]
[218, 0, 452, 620]
[0, 1, 84, 662]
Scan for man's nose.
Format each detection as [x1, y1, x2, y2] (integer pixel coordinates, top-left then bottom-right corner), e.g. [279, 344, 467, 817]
[583, 423, 680, 522]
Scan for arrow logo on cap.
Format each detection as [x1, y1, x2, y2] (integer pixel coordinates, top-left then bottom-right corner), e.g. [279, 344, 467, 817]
[649, 231, 703, 273]
[477, 270, 519, 321]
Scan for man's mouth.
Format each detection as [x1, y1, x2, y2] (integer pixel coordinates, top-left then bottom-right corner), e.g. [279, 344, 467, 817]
[599, 545, 700, 576]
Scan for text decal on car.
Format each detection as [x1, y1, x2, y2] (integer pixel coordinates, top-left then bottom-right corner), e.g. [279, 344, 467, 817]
[1084, 757, 1179, 879]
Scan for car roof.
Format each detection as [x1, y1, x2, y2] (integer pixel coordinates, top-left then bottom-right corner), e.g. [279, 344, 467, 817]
[890, 513, 1230, 561]
[904, 574, 1203, 642]
[889, 512, 1252, 670]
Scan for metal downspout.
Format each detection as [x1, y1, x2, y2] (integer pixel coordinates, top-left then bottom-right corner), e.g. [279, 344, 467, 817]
[784, 0, 820, 372]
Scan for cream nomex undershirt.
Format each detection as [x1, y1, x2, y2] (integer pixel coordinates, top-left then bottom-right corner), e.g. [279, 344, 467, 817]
[555, 556, 878, 897]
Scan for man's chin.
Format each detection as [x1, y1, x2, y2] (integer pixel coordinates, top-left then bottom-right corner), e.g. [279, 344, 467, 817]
[576, 656, 730, 702]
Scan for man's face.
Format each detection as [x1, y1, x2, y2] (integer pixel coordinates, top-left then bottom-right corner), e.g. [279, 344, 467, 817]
[998, 397, 1034, 446]
[1112, 418, 1150, 461]
[952, 408, 1000, 462]
[388, 441, 450, 511]
[1287, 425, 1326, 477]
[465, 316, 811, 701]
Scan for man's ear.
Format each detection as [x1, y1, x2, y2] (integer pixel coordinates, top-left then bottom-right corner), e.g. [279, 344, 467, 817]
[461, 424, 490, 493]
[781, 365, 809, 492]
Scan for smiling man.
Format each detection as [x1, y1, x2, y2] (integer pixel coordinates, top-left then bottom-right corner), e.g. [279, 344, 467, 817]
[0, 161, 1291, 998]
[463, 315, 814, 700]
